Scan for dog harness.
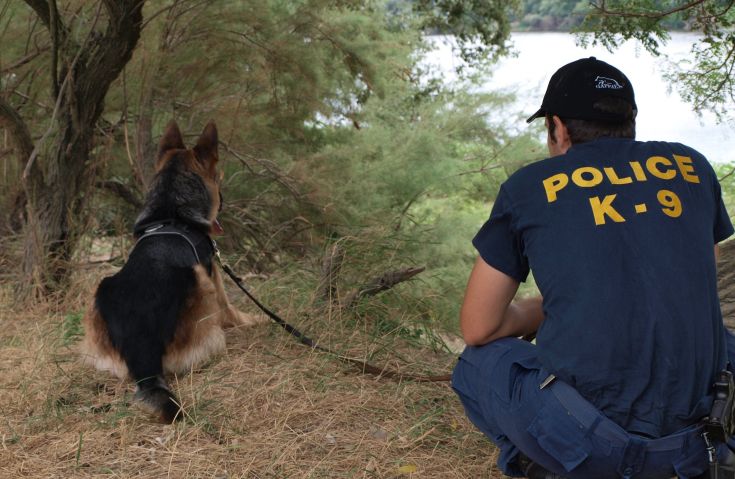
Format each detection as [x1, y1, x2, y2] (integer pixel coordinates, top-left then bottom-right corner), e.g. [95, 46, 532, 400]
[133, 220, 215, 266]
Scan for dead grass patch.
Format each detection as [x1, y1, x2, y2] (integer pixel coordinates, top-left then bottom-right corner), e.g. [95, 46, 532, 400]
[0, 266, 502, 478]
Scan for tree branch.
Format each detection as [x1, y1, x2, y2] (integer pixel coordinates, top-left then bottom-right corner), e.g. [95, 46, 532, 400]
[0, 96, 35, 234]
[22, 38, 83, 183]
[96, 179, 143, 209]
[22, 0, 67, 42]
[0, 47, 49, 75]
[719, 165, 735, 183]
[0, 96, 34, 165]
[22, 0, 52, 28]
[48, 0, 59, 99]
[220, 140, 304, 200]
[590, 0, 708, 18]
[345, 266, 426, 309]
[75, 0, 145, 116]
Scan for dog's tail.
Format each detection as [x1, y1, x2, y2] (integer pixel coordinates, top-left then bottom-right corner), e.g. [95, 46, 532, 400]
[134, 375, 183, 423]
[118, 328, 183, 422]
[116, 335, 184, 422]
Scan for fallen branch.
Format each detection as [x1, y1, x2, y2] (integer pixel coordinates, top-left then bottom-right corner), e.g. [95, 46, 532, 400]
[345, 266, 425, 309]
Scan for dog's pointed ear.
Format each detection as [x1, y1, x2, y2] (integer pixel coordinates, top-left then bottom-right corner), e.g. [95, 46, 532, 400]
[193, 121, 218, 170]
[158, 121, 185, 161]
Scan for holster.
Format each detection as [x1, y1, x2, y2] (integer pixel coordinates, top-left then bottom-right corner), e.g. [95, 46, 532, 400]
[703, 370, 735, 479]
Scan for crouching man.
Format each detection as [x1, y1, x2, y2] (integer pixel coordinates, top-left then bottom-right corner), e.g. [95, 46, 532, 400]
[452, 57, 735, 478]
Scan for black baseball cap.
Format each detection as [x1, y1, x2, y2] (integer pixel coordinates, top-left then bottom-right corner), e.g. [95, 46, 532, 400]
[526, 57, 637, 123]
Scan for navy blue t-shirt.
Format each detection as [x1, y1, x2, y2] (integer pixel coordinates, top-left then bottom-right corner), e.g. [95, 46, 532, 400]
[473, 138, 734, 437]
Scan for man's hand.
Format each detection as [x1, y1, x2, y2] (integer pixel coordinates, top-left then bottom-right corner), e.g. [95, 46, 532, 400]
[460, 256, 545, 346]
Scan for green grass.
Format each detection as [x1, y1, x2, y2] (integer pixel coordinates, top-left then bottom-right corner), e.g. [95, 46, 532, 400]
[60, 312, 84, 347]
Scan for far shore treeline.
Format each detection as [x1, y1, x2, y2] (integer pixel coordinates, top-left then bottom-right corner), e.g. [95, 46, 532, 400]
[510, 1, 688, 32]
[392, 1, 691, 34]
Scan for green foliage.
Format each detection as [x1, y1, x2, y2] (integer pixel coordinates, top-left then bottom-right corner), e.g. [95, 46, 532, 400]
[302, 72, 540, 328]
[715, 162, 735, 218]
[61, 312, 84, 346]
[410, 0, 520, 65]
[112, 1, 402, 154]
[668, 27, 735, 118]
[1, 0, 543, 333]
[510, 0, 690, 32]
[578, 1, 687, 54]
[513, 0, 591, 31]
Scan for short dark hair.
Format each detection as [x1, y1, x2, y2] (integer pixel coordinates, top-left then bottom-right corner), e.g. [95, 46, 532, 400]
[547, 97, 637, 145]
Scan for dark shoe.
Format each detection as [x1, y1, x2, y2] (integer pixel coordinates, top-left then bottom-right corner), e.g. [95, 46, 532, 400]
[516, 453, 568, 479]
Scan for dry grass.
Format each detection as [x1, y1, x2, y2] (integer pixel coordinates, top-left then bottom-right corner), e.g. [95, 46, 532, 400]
[0, 266, 503, 478]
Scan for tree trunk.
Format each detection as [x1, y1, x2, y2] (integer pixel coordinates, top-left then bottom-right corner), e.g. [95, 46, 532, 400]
[22, 122, 96, 294]
[18, 0, 145, 297]
[0, 97, 34, 234]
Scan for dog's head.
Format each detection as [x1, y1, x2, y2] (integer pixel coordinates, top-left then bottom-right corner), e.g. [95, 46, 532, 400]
[153, 121, 224, 235]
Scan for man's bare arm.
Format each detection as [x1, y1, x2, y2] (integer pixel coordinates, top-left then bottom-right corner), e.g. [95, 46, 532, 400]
[460, 256, 545, 346]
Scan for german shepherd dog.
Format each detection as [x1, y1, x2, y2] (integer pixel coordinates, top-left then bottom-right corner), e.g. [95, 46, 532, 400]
[81, 121, 258, 422]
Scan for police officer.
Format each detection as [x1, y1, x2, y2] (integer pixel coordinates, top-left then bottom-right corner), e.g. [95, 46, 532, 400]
[452, 57, 735, 478]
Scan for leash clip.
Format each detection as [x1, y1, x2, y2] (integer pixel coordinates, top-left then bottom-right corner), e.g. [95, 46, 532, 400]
[212, 239, 223, 264]
[212, 240, 245, 284]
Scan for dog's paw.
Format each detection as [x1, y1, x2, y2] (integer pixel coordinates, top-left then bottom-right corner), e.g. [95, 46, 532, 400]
[224, 308, 268, 328]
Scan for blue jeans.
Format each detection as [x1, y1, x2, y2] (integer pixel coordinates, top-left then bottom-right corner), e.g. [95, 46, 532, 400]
[452, 337, 735, 478]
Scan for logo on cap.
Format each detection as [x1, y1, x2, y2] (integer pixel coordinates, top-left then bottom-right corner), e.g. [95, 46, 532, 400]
[594, 76, 623, 90]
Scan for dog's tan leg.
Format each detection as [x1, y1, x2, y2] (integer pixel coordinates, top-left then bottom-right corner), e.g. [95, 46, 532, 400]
[164, 265, 226, 374]
[211, 265, 266, 327]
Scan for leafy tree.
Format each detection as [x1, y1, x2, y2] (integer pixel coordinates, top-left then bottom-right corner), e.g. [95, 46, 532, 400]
[0, 0, 525, 304]
[0, 1, 144, 297]
[410, 0, 520, 64]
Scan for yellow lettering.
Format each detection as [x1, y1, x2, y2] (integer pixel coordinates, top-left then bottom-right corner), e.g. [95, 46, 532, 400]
[646, 156, 677, 180]
[658, 189, 683, 217]
[589, 195, 626, 226]
[604, 167, 633, 185]
[630, 161, 647, 181]
[673, 155, 700, 183]
[572, 167, 604, 188]
[543, 173, 569, 203]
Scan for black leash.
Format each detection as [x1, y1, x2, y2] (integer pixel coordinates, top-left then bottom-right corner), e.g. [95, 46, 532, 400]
[214, 247, 451, 383]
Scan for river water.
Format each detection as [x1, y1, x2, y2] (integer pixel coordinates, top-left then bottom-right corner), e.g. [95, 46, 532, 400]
[425, 32, 735, 164]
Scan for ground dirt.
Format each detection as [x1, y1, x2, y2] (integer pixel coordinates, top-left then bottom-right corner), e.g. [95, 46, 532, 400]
[0, 265, 499, 478]
[3, 243, 734, 479]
